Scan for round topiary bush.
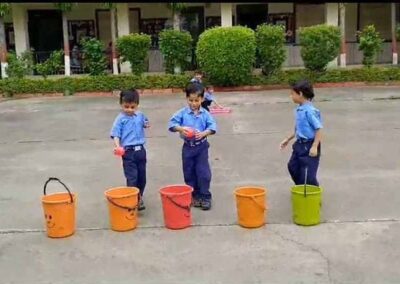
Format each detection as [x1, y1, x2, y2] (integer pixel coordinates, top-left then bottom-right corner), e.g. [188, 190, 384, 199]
[116, 33, 151, 75]
[196, 26, 256, 86]
[358, 25, 383, 67]
[298, 24, 341, 72]
[159, 29, 193, 74]
[256, 24, 286, 75]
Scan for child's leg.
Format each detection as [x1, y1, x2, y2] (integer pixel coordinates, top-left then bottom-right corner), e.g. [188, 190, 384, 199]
[287, 144, 301, 185]
[182, 145, 200, 199]
[195, 143, 212, 201]
[122, 149, 139, 187]
[136, 148, 147, 197]
[298, 142, 321, 186]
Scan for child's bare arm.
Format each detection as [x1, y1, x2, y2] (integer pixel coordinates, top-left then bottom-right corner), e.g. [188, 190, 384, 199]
[113, 137, 121, 148]
[280, 132, 295, 150]
[309, 129, 322, 157]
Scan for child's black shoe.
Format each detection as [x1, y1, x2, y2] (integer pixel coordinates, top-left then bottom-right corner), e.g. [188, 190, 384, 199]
[201, 199, 212, 210]
[138, 199, 146, 211]
[192, 198, 202, 208]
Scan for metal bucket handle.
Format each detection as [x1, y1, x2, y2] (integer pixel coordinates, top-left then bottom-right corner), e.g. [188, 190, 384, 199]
[303, 167, 308, 197]
[43, 177, 74, 203]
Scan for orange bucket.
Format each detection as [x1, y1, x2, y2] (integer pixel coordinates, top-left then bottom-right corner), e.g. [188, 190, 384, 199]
[234, 186, 267, 228]
[105, 187, 139, 232]
[41, 177, 77, 238]
[159, 185, 193, 230]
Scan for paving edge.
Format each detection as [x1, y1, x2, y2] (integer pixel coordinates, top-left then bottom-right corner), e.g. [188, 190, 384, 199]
[2, 81, 400, 101]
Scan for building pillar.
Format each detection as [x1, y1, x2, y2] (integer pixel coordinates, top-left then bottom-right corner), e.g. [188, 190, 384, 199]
[391, 3, 398, 65]
[325, 3, 339, 68]
[221, 3, 233, 27]
[339, 3, 346, 67]
[116, 3, 131, 73]
[0, 17, 8, 78]
[12, 4, 29, 56]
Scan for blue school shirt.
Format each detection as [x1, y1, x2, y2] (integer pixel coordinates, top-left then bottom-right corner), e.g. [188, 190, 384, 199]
[295, 102, 323, 140]
[190, 78, 202, 84]
[110, 111, 148, 147]
[204, 91, 215, 102]
[168, 106, 217, 139]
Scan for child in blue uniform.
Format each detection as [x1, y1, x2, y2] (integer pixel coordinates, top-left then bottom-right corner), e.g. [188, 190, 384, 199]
[110, 90, 150, 210]
[168, 83, 217, 210]
[190, 70, 203, 84]
[280, 80, 323, 186]
[201, 85, 223, 112]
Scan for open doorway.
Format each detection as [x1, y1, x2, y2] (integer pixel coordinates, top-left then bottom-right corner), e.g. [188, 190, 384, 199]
[28, 10, 63, 63]
[236, 4, 268, 30]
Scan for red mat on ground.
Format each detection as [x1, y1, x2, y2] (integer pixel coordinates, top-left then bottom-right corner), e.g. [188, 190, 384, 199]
[210, 107, 232, 114]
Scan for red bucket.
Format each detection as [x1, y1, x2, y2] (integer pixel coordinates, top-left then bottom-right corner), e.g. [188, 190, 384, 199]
[159, 185, 193, 230]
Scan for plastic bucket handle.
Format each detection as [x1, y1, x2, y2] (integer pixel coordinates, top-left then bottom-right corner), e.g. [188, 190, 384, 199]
[251, 196, 266, 211]
[43, 177, 74, 203]
[106, 196, 138, 212]
[166, 195, 191, 217]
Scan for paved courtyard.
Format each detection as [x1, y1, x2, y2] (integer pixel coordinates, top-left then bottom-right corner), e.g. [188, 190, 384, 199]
[0, 86, 399, 283]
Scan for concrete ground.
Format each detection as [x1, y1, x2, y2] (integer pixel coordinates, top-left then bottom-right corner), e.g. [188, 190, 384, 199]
[0, 87, 399, 284]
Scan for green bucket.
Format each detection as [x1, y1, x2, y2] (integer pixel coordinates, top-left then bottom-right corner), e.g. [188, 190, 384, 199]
[291, 183, 322, 226]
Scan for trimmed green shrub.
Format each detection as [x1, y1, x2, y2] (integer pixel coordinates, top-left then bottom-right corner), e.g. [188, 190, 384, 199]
[196, 26, 256, 86]
[298, 24, 341, 72]
[0, 74, 191, 96]
[80, 37, 107, 75]
[3, 67, 400, 96]
[116, 33, 151, 75]
[358, 25, 383, 67]
[34, 50, 64, 79]
[6, 51, 34, 79]
[256, 24, 286, 75]
[159, 29, 193, 74]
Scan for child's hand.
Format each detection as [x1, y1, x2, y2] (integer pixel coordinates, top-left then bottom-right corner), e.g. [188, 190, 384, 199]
[195, 130, 208, 140]
[309, 146, 318, 157]
[180, 127, 193, 137]
[144, 118, 150, 128]
[114, 146, 125, 157]
[279, 138, 289, 151]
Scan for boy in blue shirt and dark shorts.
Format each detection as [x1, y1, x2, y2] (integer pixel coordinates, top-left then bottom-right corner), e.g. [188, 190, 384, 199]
[110, 90, 150, 210]
[168, 83, 217, 210]
[280, 80, 323, 186]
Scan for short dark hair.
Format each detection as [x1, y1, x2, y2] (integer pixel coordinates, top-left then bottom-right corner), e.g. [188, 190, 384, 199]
[119, 89, 139, 104]
[205, 85, 213, 90]
[291, 80, 315, 100]
[194, 70, 203, 76]
[185, 82, 204, 98]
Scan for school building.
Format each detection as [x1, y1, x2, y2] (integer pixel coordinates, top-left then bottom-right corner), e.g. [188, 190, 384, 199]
[2, 2, 399, 75]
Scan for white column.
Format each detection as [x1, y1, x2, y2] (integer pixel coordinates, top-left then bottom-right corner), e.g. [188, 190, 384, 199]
[221, 3, 233, 27]
[325, 3, 339, 68]
[116, 3, 131, 73]
[339, 3, 346, 67]
[12, 4, 29, 56]
[391, 3, 398, 65]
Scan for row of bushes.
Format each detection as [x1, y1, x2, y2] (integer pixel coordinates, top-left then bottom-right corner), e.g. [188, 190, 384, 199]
[2, 67, 400, 96]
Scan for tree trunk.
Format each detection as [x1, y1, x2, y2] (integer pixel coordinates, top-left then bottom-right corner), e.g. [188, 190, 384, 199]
[173, 11, 180, 31]
[0, 16, 8, 78]
[110, 8, 118, 75]
[62, 11, 70, 76]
